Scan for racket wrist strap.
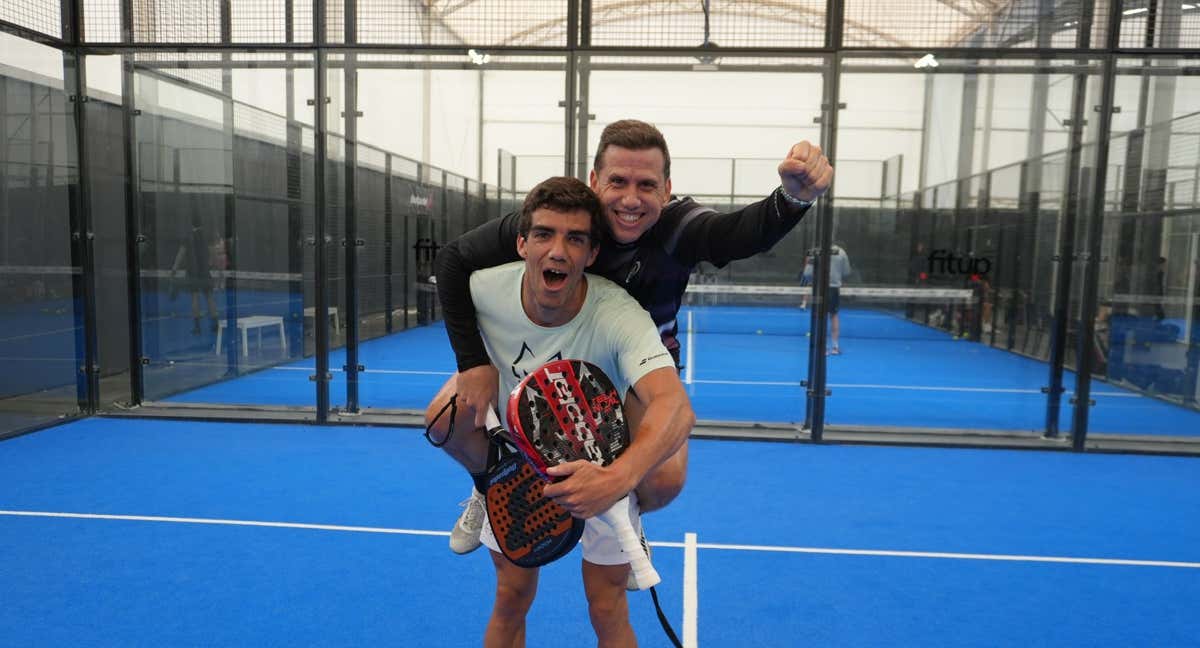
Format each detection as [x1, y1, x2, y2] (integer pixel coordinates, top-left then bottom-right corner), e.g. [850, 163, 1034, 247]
[423, 394, 458, 448]
[649, 586, 683, 648]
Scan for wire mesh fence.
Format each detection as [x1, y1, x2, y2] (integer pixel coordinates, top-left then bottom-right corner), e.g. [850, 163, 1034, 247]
[7, 0, 1200, 439]
[60, 0, 1193, 50]
[844, 0, 1109, 48]
[1119, 1, 1200, 49]
[1, 0, 61, 40]
[588, 0, 826, 48]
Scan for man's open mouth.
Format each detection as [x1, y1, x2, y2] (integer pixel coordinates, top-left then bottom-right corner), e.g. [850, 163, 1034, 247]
[543, 269, 567, 288]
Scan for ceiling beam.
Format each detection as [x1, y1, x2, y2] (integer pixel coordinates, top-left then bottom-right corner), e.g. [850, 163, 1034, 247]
[495, 0, 911, 48]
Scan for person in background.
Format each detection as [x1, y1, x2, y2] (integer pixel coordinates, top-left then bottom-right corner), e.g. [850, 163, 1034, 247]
[826, 244, 852, 355]
[170, 220, 220, 335]
[799, 252, 814, 310]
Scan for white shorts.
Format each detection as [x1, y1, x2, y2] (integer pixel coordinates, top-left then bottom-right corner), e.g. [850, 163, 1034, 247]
[481, 491, 643, 566]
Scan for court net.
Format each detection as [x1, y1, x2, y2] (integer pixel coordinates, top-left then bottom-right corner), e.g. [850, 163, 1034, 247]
[682, 283, 983, 341]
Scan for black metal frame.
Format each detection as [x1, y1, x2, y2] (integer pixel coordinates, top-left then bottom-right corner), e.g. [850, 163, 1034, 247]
[220, 2, 243, 376]
[341, 0, 362, 413]
[121, 50, 145, 404]
[62, 0, 100, 415]
[0, 17, 66, 46]
[5, 0, 1195, 453]
[1068, 0, 1128, 451]
[804, 0, 846, 443]
[311, 7, 332, 421]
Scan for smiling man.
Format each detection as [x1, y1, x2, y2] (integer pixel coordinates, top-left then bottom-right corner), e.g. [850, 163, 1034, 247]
[433, 119, 833, 559]
[424, 176, 693, 646]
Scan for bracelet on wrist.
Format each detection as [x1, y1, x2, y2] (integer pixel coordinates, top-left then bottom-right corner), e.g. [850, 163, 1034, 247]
[778, 186, 814, 208]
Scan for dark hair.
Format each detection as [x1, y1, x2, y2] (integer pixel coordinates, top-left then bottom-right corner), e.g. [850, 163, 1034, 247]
[518, 176, 605, 248]
[592, 119, 671, 179]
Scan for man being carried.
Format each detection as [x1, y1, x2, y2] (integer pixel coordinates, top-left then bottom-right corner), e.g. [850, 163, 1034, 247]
[425, 177, 694, 646]
[435, 119, 833, 555]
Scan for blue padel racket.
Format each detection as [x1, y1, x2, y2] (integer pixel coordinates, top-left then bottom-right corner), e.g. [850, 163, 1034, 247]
[504, 359, 660, 590]
[483, 411, 584, 568]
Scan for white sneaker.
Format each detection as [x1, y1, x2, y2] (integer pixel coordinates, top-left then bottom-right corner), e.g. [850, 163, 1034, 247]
[450, 488, 485, 554]
[626, 525, 651, 591]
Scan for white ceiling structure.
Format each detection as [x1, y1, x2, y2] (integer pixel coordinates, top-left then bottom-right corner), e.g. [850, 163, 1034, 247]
[399, 0, 1075, 48]
[83, 0, 1098, 49]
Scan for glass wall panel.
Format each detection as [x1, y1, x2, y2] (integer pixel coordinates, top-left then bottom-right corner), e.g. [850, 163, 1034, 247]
[829, 56, 1103, 434]
[12, 0, 1189, 445]
[323, 53, 562, 413]
[133, 52, 316, 412]
[1079, 57, 1200, 438]
[0, 34, 81, 436]
[83, 53, 135, 410]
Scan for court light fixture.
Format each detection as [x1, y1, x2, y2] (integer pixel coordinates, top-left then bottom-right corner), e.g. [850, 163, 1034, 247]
[1123, 7, 1148, 14]
[693, 0, 721, 68]
[914, 54, 939, 69]
[467, 49, 490, 66]
[1184, 3, 1197, 9]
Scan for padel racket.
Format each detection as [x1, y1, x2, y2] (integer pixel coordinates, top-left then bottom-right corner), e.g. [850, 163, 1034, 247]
[482, 409, 584, 568]
[504, 359, 660, 590]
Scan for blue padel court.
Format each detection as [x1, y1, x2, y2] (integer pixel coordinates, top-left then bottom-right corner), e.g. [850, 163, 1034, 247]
[143, 300, 1200, 438]
[2, 418, 1197, 647]
[7, 6, 1200, 645]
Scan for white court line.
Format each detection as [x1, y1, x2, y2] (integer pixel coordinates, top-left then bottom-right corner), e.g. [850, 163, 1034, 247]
[692, 379, 802, 386]
[2, 510, 1195, 570]
[2, 328, 81, 343]
[677, 541, 1200, 569]
[685, 311, 695, 386]
[271, 367, 454, 376]
[1, 315, 175, 344]
[683, 532, 699, 648]
[267, 367, 1132, 398]
[690, 380, 1139, 397]
[265, 368, 1135, 398]
[0, 510, 449, 538]
[683, 309, 902, 321]
[830, 383, 1139, 398]
[270, 367, 1132, 398]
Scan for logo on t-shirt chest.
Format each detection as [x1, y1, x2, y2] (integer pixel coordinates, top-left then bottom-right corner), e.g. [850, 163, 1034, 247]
[510, 341, 563, 380]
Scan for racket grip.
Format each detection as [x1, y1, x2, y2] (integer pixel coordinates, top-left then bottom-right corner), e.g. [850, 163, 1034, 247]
[596, 496, 660, 590]
[483, 408, 503, 436]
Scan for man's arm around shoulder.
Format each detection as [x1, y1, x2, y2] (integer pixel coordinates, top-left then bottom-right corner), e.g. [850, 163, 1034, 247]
[436, 213, 522, 427]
